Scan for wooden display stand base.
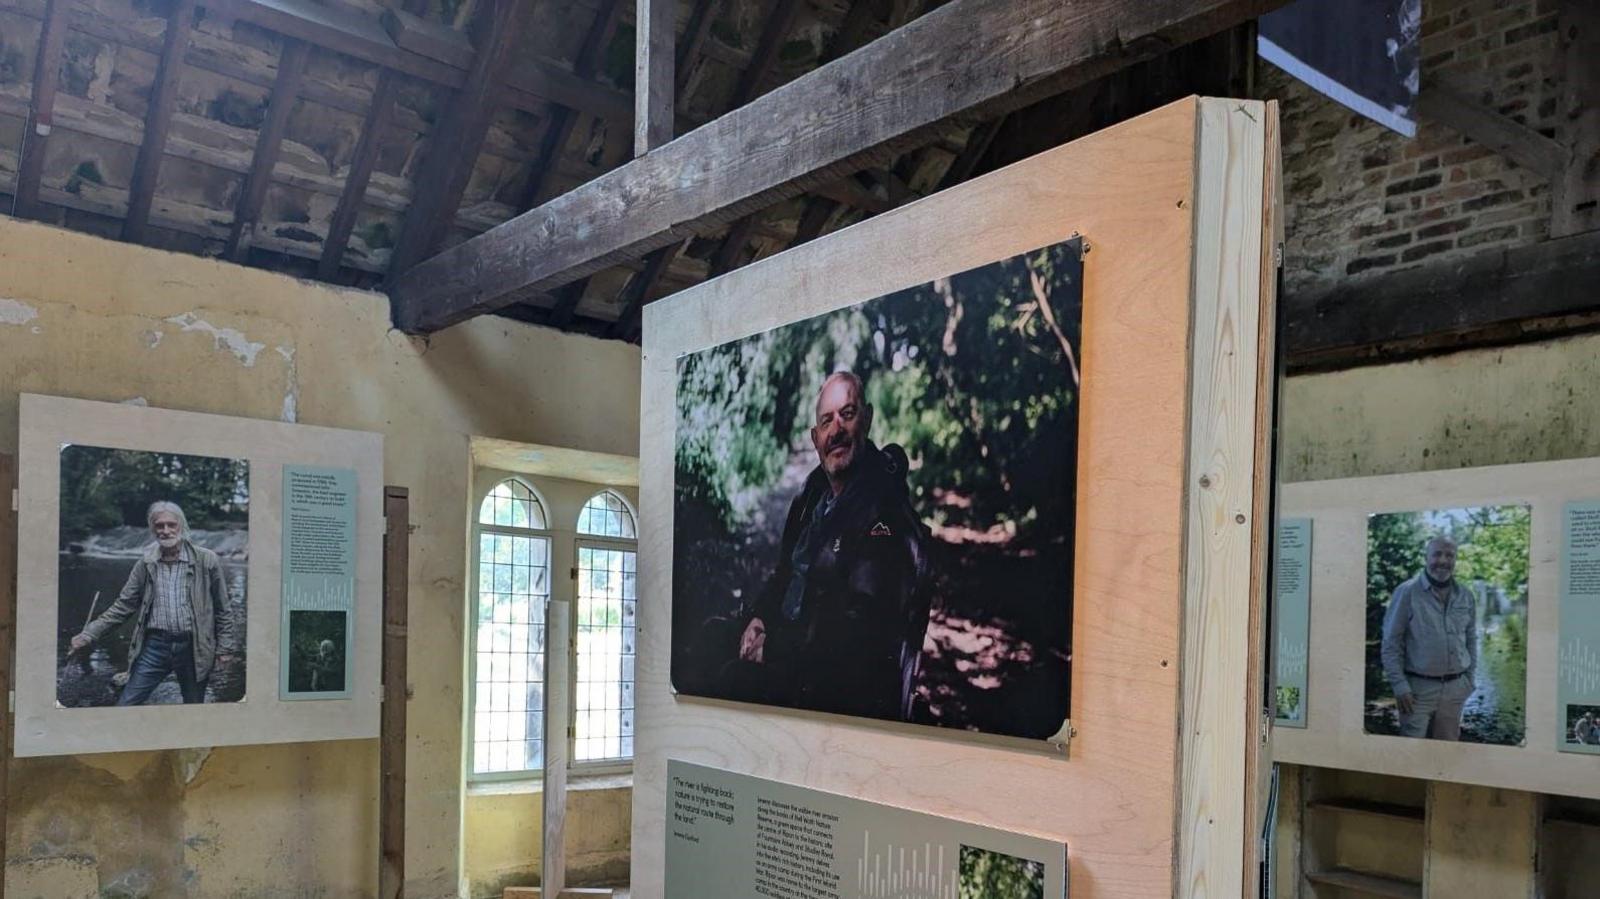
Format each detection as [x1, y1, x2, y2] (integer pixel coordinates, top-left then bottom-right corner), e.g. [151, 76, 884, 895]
[633, 97, 1281, 898]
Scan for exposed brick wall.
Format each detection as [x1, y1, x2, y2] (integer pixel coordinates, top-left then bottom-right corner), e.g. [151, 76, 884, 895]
[1270, 0, 1563, 299]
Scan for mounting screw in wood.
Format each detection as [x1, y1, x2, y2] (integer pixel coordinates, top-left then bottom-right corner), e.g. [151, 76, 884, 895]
[1198, 475, 1212, 488]
[1235, 513, 1246, 524]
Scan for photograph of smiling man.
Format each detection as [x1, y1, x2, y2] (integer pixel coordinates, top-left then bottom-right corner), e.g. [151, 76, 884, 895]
[671, 238, 1083, 740]
[1365, 504, 1528, 745]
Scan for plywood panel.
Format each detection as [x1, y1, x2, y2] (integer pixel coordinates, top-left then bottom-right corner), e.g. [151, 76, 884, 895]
[1274, 458, 1600, 799]
[635, 97, 1270, 898]
[13, 394, 385, 756]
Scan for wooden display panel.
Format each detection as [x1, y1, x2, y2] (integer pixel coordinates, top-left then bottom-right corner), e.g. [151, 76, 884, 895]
[634, 97, 1276, 898]
[12, 394, 385, 756]
[1275, 458, 1600, 800]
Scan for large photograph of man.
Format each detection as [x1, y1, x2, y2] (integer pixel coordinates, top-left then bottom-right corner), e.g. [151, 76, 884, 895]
[673, 238, 1082, 739]
[56, 446, 249, 707]
[1364, 505, 1528, 745]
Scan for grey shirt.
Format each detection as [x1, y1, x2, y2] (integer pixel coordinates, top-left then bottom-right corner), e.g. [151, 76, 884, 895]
[147, 543, 197, 634]
[1381, 571, 1477, 699]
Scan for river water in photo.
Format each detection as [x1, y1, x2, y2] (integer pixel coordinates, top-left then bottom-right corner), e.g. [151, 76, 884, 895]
[55, 527, 248, 707]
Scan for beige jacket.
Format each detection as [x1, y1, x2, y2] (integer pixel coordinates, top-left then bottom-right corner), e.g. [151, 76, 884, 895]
[81, 540, 240, 681]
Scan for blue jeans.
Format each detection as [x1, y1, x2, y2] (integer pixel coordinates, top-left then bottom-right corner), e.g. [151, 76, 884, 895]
[118, 629, 206, 705]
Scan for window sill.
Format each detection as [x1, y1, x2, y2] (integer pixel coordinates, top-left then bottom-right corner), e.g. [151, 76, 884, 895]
[468, 770, 634, 797]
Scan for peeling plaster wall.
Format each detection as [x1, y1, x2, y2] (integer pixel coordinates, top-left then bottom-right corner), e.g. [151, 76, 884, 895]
[0, 213, 642, 897]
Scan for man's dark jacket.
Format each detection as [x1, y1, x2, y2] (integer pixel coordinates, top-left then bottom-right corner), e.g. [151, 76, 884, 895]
[749, 441, 932, 721]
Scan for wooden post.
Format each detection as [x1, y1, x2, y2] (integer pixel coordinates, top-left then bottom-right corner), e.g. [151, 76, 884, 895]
[380, 486, 410, 899]
[542, 598, 572, 897]
[634, 0, 674, 156]
[0, 453, 15, 899]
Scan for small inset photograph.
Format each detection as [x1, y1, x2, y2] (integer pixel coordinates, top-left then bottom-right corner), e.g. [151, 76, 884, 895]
[1565, 703, 1600, 747]
[56, 445, 249, 708]
[1276, 685, 1304, 723]
[286, 610, 348, 695]
[1364, 504, 1529, 745]
[959, 844, 1044, 899]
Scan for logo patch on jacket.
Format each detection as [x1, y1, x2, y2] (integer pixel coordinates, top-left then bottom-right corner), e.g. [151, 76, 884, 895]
[869, 521, 894, 537]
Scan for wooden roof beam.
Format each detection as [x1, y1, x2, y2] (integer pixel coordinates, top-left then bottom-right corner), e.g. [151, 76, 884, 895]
[390, 0, 1289, 333]
[387, 0, 536, 274]
[517, 0, 625, 211]
[730, 0, 804, 107]
[319, 70, 399, 280]
[226, 38, 310, 261]
[122, 0, 196, 243]
[12, 0, 72, 220]
[1284, 231, 1600, 372]
[207, 0, 631, 121]
[610, 239, 687, 340]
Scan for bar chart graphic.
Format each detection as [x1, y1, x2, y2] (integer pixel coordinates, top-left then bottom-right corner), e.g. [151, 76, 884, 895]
[856, 833, 954, 899]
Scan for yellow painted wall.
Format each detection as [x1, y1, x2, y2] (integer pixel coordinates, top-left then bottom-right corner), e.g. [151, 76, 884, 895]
[0, 214, 641, 897]
[462, 786, 631, 898]
[1276, 333, 1600, 895]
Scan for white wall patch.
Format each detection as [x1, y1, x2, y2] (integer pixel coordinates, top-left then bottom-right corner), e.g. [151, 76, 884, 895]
[0, 298, 40, 326]
[164, 313, 266, 367]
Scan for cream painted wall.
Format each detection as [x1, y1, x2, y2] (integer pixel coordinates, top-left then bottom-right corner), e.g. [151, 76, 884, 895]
[1275, 333, 1600, 896]
[0, 214, 641, 898]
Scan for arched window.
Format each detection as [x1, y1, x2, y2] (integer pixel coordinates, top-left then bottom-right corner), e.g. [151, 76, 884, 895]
[576, 489, 637, 539]
[572, 491, 638, 766]
[470, 479, 550, 778]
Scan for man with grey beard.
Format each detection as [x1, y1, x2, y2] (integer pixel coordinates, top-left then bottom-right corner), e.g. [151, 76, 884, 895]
[732, 371, 932, 721]
[70, 500, 240, 705]
[1381, 535, 1477, 740]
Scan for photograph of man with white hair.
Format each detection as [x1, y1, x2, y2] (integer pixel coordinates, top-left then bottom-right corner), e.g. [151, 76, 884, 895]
[70, 500, 242, 705]
[56, 444, 250, 708]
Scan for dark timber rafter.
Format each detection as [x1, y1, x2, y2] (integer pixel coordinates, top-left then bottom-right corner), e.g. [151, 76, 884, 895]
[517, 0, 625, 212]
[13, 0, 72, 221]
[227, 39, 311, 261]
[706, 0, 916, 280]
[387, 0, 537, 274]
[528, 0, 706, 328]
[319, 70, 400, 280]
[685, 0, 815, 279]
[391, 0, 1290, 333]
[610, 238, 687, 339]
[676, 0, 723, 95]
[122, 0, 197, 243]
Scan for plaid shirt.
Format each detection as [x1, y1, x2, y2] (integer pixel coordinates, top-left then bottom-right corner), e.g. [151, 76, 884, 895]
[147, 543, 197, 634]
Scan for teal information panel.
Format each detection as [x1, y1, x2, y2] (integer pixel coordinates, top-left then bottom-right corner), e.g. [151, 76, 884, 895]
[280, 465, 357, 700]
[1559, 501, 1600, 753]
[1274, 519, 1312, 728]
[666, 760, 1067, 899]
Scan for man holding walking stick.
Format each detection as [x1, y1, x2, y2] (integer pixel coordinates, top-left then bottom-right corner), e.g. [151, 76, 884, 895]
[69, 501, 240, 705]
